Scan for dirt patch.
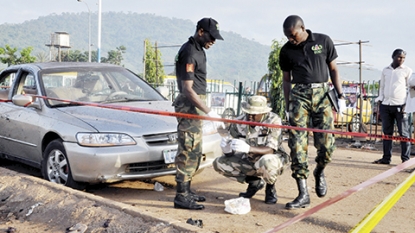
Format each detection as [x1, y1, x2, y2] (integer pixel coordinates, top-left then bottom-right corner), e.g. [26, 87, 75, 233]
[0, 168, 206, 233]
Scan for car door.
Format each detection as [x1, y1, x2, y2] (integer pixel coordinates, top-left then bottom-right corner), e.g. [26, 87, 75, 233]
[0, 68, 43, 165]
[0, 69, 19, 155]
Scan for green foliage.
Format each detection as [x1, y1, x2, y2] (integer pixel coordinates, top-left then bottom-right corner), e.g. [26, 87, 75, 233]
[144, 39, 165, 84]
[0, 45, 36, 66]
[18, 47, 36, 64]
[59, 50, 88, 62]
[58, 46, 126, 65]
[267, 39, 285, 119]
[36, 52, 49, 62]
[101, 45, 126, 65]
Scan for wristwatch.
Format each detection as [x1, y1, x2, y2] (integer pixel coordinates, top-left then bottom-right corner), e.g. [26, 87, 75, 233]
[338, 93, 345, 99]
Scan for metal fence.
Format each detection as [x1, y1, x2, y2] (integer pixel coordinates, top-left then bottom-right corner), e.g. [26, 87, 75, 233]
[151, 79, 413, 144]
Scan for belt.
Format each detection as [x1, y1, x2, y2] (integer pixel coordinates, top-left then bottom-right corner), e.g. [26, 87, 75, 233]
[198, 94, 206, 100]
[296, 83, 327, 88]
[178, 93, 207, 100]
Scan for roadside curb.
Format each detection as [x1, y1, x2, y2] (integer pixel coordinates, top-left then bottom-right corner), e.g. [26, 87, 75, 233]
[0, 167, 211, 232]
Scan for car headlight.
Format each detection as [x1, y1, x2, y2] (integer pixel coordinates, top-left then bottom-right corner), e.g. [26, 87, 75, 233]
[202, 121, 218, 135]
[76, 133, 136, 147]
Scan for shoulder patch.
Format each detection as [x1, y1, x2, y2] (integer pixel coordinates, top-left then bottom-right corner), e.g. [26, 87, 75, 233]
[186, 63, 194, 73]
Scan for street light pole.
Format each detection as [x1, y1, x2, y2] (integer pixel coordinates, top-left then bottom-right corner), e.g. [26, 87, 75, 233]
[97, 0, 102, 63]
[77, 0, 91, 62]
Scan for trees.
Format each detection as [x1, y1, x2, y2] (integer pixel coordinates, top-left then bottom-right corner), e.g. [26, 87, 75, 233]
[57, 46, 126, 65]
[60, 50, 89, 62]
[0, 45, 36, 66]
[143, 39, 165, 84]
[267, 39, 285, 119]
[0, 42, 129, 68]
[101, 46, 126, 65]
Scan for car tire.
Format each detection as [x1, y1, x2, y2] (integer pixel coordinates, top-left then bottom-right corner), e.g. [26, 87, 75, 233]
[347, 115, 367, 133]
[41, 139, 87, 190]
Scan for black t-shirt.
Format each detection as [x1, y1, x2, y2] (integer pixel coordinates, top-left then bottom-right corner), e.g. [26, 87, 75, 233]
[175, 37, 207, 95]
[279, 30, 338, 84]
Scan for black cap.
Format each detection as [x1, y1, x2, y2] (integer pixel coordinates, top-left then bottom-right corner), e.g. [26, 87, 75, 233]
[197, 18, 224, 40]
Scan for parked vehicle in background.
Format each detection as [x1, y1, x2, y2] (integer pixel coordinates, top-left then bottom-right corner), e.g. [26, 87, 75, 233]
[0, 63, 221, 189]
[332, 83, 372, 132]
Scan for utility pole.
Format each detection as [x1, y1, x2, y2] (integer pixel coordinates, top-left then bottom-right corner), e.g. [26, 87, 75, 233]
[143, 40, 146, 80]
[77, 0, 91, 62]
[97, 0, 102, 63]
[155, 41, 158, 84]
[335, 40, 370, 147]
[142, 40, 181, 83]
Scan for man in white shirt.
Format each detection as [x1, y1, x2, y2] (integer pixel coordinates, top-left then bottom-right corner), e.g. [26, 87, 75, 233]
[404, 73, 415, 155]
[373, 49, 412, 164]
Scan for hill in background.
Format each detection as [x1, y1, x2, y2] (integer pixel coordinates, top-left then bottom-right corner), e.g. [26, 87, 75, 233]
[0, 12, 380, 83]
[0, 12, 270, 83]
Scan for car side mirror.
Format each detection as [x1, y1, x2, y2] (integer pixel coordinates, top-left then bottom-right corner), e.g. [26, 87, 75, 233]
[12, 94, 41, 109]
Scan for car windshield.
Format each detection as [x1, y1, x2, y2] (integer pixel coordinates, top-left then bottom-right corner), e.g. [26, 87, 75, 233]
[41, 66, 164, 107]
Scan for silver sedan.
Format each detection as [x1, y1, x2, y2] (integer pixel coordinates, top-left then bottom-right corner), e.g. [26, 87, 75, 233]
[0, 62, 221, 189]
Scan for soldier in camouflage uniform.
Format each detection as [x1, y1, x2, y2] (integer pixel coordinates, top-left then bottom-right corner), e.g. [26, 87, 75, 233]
[279, 15, 345, 209]
[173, 18, 224, 210]
[213, 95, 290, 204]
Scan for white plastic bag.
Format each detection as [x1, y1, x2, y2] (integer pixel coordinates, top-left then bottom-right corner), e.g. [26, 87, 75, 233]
[154, 182, 164, 191]
[224, 197, 251, 215]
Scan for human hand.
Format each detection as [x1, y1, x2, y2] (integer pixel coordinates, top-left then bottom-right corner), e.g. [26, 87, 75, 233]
[220, 137, 232, 154]
[207, 111, 225, 129]
[338, 99, 346, 117]
[230, 139, 250, 153]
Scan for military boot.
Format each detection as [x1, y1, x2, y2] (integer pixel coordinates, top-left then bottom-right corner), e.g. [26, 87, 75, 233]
[174, 182, 204, 210]
[189, 181, 206, 202]
[264, 183, 277, 204]
[239, 176, 265, 198]
[285, 179, 310, 209]
[313, 165, 327, 197]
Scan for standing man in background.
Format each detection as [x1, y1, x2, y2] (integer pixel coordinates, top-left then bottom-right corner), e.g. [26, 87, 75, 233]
[373, 49, 412, 164]
[173, 17, 224, 210]
[405, 73, 415, 155]
[279, 15, 344, 209]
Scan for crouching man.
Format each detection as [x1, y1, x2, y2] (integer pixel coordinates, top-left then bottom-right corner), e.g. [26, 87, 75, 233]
[213, 95, 290, 204]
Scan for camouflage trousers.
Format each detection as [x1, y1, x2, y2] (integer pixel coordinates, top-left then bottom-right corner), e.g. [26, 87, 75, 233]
[212, 153, 290, 184]
[173, 94, 205, 183]
[288, 84, 335, 179]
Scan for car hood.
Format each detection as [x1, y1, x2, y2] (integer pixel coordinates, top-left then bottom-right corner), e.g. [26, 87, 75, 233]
[57, 101, 177, 136]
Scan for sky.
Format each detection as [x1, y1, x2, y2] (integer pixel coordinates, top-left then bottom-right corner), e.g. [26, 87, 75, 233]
[2, 0, 415, 75]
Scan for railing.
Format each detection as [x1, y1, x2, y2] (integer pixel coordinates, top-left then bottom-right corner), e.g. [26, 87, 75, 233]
[151, 79, 414, 144]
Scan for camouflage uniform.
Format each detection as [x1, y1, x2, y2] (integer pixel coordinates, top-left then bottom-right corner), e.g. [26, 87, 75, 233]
[288, 84, 335, 179]
[213, 112, 290, 184]
[173, 93, 206, 183]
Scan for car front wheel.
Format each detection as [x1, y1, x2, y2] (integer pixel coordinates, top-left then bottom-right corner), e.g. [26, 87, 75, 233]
[41, 139, 86, 190]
